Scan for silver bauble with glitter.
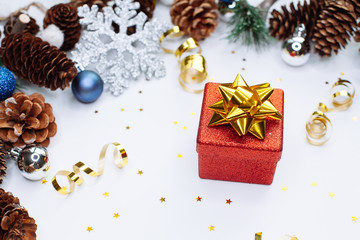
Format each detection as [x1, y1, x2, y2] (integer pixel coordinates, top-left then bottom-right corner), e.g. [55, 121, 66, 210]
[281, 24, 310, 67]
[10, 146, 50, 181]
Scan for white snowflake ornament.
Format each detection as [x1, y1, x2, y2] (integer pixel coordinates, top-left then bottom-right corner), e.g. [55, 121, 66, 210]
[71, 0, 168, 96]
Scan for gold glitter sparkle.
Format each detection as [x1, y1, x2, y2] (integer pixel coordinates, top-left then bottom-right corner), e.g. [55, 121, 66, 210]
[183, 126, 187, 130]
[341, 72, 345, 76]
[178, 154, 183, 158]
[113, 213, 120, 218]
[160, 197, 166, 203]
[352, 216, 358, 222]
[139, 108, 143, 111]
[174, 121, 178, 125]
[139, 91, 142, 94]
[210, 77, 214, 82]
[121, 108, 124, 111]
[191, 112, 195, 116]
[103, 192, 109, 197]
[282, 186, 288, 191]
[126, 126, 130, 130]
[329, 192, 335, 197]
[42, 179, 47, 184]
[87, 227, 93, 232]
[277, 78, 282, 82]
[312, 182, 317, 186]
[138, 170, 143, 175]
[209, 225, 215, 231]
[196, 196, 202, 202]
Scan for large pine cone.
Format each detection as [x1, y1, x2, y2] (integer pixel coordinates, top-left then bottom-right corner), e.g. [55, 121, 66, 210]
[0, 33, 78, 91]
[0, 141, 7, 184]
[170, 0, 218, 41]
[312, 0, 357, 57]
[44, 3, 81, 51]
[0, 92, 57, 149]
[4, 14, 40, 37]
[0, 188, 37, 240]
[269, 0, 324, 40]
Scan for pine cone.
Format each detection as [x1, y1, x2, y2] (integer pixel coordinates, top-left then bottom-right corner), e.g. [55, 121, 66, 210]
[0, 92, 57, 149]
[0, 33, 78, 90]
[0, 141, 7, 184]
[3, 14, 40, 37]
[0, 188, 37, 240]
[269, 0, 324, 40]
[170, 0, 218, 41]
[70, 0, 112, 9]
[347, 0, 360, 17]
[44, 3, 81, 51]
[312, 0, 357, 57]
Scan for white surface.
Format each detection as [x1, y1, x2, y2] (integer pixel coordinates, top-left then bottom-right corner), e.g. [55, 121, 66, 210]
[1, 1, 360, 240]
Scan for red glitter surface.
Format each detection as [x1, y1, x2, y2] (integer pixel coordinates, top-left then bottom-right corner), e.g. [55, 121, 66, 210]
[196, 83, 284, 185]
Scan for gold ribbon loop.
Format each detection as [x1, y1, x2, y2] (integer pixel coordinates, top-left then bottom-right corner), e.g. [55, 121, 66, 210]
[52, 143, 128, 195]
[306, 78, 354, 145]
[160, 26, 208, 93]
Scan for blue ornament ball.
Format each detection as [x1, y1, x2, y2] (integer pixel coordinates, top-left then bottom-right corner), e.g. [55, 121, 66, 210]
[0, 67, 16, 101]
[71, 70, 104, 103]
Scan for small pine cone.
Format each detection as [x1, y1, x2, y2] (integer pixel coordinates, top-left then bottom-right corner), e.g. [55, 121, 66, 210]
[0, 189, 37, 240]
[0, 92, 57, 149]
[44, 3, 81, 51]
[170, 0, 218, 41]
[0, 33, 78, 90]
[312, 0, 357, 57]
[0, 141, 7, 184]
[70, 0, 112, 9]
[135, 0, 156, 19]
[269, 0, 324, 40]
[4, 14, 40, 37]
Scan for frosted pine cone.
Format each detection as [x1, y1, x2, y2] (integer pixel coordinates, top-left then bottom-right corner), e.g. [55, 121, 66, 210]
[0, 92, 57, 149]
[0, 188, 37, 240]
[170, 0, 218, 41]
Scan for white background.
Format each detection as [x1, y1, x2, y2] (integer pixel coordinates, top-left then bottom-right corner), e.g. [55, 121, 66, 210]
[1, 0, 360, 239]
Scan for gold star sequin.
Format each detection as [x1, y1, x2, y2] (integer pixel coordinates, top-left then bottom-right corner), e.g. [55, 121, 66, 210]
[95, 110, 98, 114]
[329, 192, 335, 197]
[126, 126, 130, 130]
[277, 78, 282, 82]
[241, 67, 245, 71]
[178, 154, 182, 158]
[353, 116, 358, 121]
[352, 216, 358, 222]
[113, 213, 120, 218]
[139, 108, 143, 111]
[196, 196, 202, 202]
[87, 227, 93, 232]
[42, 179, 47, 184]
[183, 126, 187, 130]
[121, 108, 124, 111]
[62, 186, 67, 191]
[139, 91, 142, 94]
[209, 225, 215, 231]
[191, 112, 195, 116]
[174, 121, 178, 125]
[192, 76, 197, 80]
[312, 182, 317, 186]
[160, 197, 166, 203]
[282, 186, 288, 191]
[103, 192, 109, 197]
[210, 77, 214, 82]
[231, 50, 235, 54]
[341, 72, 345, 76]
[138, 170, 143, 175]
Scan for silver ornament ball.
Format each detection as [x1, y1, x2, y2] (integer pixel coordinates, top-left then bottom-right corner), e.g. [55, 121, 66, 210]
[281, 24, 310, 67]
[15, 146, 50, 181]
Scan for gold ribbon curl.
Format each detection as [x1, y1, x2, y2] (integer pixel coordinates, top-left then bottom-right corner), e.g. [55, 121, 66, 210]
[306, 78, 355, 145]
[208, 74, 282, 139]
[52, 143, 128, 195]
[160, 26, 208, 93]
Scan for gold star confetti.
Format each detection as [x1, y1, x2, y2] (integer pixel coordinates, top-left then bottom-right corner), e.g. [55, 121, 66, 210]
[126, 126, 130, 130]
[121, 108, 124, 111]
[139, 108, 143, 111]
[277, 78, 282, 82]
[210, 77, 214, 82]
[62, 186, 67, 191]
[103, 192, 109, 197]
[241, 67, 245, 71]
[183, 126, 187, 130]
[86, 227, 93, 232]
[352, 216, 358, 222]
[138, 170, 143, 175]
[231, 50, 235, 54]
[282, 186, 288, 191]
[113, 213, 120, 218]
[329, 192, 335, 197]
[160, 197, 166, 203]
[353, 116, 358, 121]
[191, 112, 195, 116]
[42, 179, 47, 184]
[192, 76, 197, 80]
[174, 121, 178, 125]
[95, 110, 98, 114]
[139, 91, 142, 94]
[341, 72, 345, 76]
[196, 196, 202, 202]
[312, 182, 317, 186]
[209, 225, 215, 231]
[226, 199, 232, 204]
[178, 154, 183, 158]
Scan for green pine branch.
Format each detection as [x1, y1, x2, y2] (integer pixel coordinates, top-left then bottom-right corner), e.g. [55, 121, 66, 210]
[228, 0, 271, 48]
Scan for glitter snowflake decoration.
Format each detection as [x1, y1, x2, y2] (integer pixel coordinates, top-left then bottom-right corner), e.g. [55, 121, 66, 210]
[71, 0, 168, 96]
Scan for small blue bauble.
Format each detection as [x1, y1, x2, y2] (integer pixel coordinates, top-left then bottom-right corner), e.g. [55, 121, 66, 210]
[0, 67, 16, 101]
[71, 70, 103, 103]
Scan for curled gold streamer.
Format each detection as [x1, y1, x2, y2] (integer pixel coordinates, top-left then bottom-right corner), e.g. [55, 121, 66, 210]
[306, 78, 355, 145]
[160, 26, 208, 93]
[52, 143, 128, 195]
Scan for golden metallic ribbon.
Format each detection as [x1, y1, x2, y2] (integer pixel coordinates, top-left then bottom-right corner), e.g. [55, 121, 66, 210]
[160, 26, 208, 93]
[306, 78, 355, 145]
[255, 232, 298, 240]
[208, 74, 282, 139]
[52, 143, 128, 195]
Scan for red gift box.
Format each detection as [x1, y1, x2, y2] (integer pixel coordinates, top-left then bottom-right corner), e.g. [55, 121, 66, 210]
[196, 82, 284, 185]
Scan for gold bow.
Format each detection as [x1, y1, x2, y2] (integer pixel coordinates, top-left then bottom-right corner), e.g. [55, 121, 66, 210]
[208, 74, 282, 140]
